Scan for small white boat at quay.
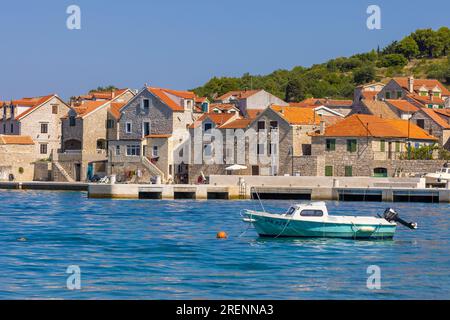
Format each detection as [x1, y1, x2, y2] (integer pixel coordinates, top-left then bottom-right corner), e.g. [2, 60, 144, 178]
[425, 164, 450, 185]
[242, 202, 417, 239]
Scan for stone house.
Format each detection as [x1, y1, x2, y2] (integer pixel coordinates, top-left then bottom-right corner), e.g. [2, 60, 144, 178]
[54, 89, 135, 182]
[308, 114, 438, 177]
[353, 82, 385, 103]
[377, 76, 450, 109]
[411, 108, 450, 150]
[292, 98, 354, 116]
[108, 87, 198, 184]
[0, 135, 36, 181]
[0, 94, 71, 161]
[187, 106, 321, 182]
[215, 89, 288, 115]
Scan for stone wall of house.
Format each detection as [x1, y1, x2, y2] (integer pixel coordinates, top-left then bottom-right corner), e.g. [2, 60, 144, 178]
[0, 144, 36, 181]
[19, 97, 70, 159]
[61, 112, 83, 150]
[411, 111, 444, 144]
[109, 161, 152, 184]
[119, 90, 174, 140]
[293, 155, 325, 176]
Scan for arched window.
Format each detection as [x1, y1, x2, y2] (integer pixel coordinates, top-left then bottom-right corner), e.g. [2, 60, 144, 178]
[374, 167, 388, 178]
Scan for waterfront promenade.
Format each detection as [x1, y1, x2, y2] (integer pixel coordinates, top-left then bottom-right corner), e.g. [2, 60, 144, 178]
[1, 176, 449, 203]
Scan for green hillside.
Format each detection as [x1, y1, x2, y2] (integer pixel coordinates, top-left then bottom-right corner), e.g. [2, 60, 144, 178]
[192, 27, 450, 102]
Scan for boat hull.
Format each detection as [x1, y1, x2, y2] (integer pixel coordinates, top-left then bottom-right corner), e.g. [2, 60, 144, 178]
[244, 213, 397, 239]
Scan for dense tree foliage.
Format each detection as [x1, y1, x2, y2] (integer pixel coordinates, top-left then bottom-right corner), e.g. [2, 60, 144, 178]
[89, 85, 119, 93]
[193, 27, 450, 101]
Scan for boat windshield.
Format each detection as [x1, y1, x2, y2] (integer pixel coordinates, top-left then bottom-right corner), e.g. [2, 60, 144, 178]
[286, 207, 296, 216]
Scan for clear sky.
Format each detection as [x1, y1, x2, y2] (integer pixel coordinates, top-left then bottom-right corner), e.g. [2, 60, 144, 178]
[0, 0, 449, 100]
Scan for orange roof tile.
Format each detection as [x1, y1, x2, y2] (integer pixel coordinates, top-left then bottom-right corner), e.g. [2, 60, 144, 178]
[386, 99, 419, 113]
[296, 98, 353, 107]
[219, 118, 252, 129]
[72, 101, 108, 118]
[110, 102, 126, 120]
[393, 77, 450, 96]
[217, 90, 261, 101]
[318, 114, 437, 140]
[0, 135, 34, 145]
[145, 134, 172, 138]
[361, 91, 379, 101]
[270, 105, 321, 125]
[161, 88, 196, 100]
[246, 109, 263, 119]
[408, 93, 446, 106]
[16, 95, 56, 120]
[189, 113, 236, 129]
[147, 87, 185, 112]
[420, 109, 450, 129]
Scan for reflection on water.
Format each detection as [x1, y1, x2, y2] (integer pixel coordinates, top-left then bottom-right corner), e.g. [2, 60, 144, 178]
[0, 190, 449, 299]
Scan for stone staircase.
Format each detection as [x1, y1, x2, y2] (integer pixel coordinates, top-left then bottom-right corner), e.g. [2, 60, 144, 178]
[52, 161, 75, 182]
[141, 156, 165, 183]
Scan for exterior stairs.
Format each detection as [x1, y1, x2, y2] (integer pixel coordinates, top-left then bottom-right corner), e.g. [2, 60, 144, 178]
[141, 156, 165, 183]
[52, 161, 75, 182]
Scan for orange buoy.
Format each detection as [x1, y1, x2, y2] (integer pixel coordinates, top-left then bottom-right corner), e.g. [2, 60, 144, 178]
[217, 231, 228, 239]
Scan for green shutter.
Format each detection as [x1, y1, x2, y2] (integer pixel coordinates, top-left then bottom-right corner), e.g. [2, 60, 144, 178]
[325, 166, 333, 177]
[345, 166, 353, 177]
[385, 92, 391, 99]
[380, 140, 385, 152]
[347, 139, 357, 152]
[326, 139, 336, 151]
[395, 142, 400, 152]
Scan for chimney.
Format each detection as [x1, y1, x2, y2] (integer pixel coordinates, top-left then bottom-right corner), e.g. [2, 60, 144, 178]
[319, 120, 326, 135]
[408, 76, 414, 93]
[111, 90, 116, 99]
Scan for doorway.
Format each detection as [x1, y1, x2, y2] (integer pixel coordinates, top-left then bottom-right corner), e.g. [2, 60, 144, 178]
[75, 164, 81, 182]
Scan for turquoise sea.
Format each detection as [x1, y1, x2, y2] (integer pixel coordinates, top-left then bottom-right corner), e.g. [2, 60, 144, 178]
[0, 190, 449, 299]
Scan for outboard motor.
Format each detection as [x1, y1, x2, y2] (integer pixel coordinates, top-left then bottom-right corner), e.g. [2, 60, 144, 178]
[383, 208, 418, 230]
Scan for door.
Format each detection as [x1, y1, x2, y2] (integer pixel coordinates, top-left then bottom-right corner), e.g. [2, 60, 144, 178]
[143, 122, 150, 137]
[252, 166, 260, 176]
[75, 164, 81, 182]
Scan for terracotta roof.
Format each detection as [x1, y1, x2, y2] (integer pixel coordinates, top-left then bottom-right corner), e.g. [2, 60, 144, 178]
[209, 103, 239, 112]
[321, 115, 344, 127]
[16, 95, 56, 120]
[161, 88, 196, 99]
[219, 118, 252, 129]
[81, 88, 129, 100]
[433, 109, 450, 117]
[72, 101, 107, 118]
[145, 134, 172, 138]
[386, 99, 419, 113]
[270, 105, 321, 125]
[246, 109, 263, 119]
[296, 98, 353, 107]
[110, 102, 126, 119]
[363, 100, 399, 119]
[361, 91, 379, 101]
[317, 114, 437, 140]
[217, 90, 261, 101]
[195, 96, 208, 103]
[393, 77, 450, 96]
[189, 112, 236, 129]
[420, 108, 450, 129]
[0, 135, 34, 145]
[407, 93, 446, 106]
[147, 87, 186, 112]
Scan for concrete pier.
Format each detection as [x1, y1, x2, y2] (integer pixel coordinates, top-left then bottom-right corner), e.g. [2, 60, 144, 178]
[0, 181, 89, 191]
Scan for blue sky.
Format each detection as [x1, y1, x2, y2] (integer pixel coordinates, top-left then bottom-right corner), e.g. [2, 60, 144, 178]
[0, 0, 449, 100]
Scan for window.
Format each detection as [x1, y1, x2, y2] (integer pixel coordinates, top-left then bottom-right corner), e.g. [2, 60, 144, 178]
[10, 124, 13, 133]
[269, 121, 278, 129]
[126, 122, 132, 133]
[300, 210, 323, 217]
[204, 123, 213, 132]
[257, 121, 265, 131]
[126, 145, 141, 156]
[97, 139, 106, 150]
[152, 146, 159, 157]
[416, 119, 425, 129]
[40, 123, 48, 134]
[345, 166, 353, 177]
[269, 143, 278, 155]
[143, 122, 150, 136]
[107, 119, 115, 129]
[115, 145, 120, 156]
[326, 139, 336, 151]
[302, 144, 312, 155]
[257, 143, 265, 155]
[204, 144, 212, 157]
[325, 166, 333, 177]
[142, 99, 150, 113]
[69, 116, 76, 126]
[40, 144, 48, 155]
[385, 92, 391, 99]
[347, 139, 357, 152]
[286, 207, 296, 216]
[395, 141, 401, 152]
[380, 140, 385, 152]
[396, 91, 402, 99]
[2, 124, 5, 133]
[52, 105, 58, 114]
